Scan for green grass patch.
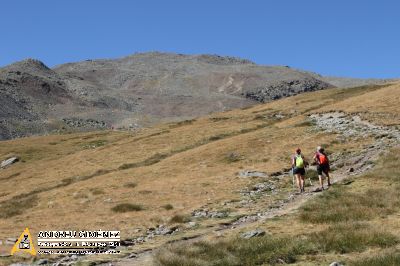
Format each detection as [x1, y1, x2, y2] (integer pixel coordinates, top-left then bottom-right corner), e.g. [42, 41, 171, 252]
[89, 188, 105, 195]
[155, 222, 398, 266]
[300, 148, 400, 224]
[224, 152, 243, 163]
[123, 182, 137, 188]
[81, 139, 108, 149]
[169, 119, 195, 128]
[309, 223, 398, 254]
[209, 117, 230, 122]
[169, 214, 191, 224]
[155, 235, 317, 266]
[118, 153, 169, 170]
[294, 120, 315, 127]
[253, 114, 267, 120]
[0, 195, 39, 218]
[305, 169, 319, 181]
[329, 84, 390, 101]
[162, 204, 174, 210]
[111, 203, 144, 213]
[353, 253, 400, 266]
[300, 187, 400, 223]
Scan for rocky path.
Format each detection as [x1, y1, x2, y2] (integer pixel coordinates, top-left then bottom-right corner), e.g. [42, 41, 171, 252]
[49, 112, 400, 266]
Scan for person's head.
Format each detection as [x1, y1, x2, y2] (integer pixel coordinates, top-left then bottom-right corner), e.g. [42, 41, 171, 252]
[295, 148, 301, 155]
[317, 146, 324, 152]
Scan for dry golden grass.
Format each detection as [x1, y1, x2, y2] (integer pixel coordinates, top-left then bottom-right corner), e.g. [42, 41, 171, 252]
[0, 82, 399, 263]
[155, 147, 400, 265]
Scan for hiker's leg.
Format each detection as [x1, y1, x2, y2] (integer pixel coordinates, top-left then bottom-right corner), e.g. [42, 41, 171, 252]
[319, 175, 324, 189]
[300, 175, 305, 192]
[295, 174, 301, 189]
[317, 165, 324, 189]
[325, 169, 331, 186]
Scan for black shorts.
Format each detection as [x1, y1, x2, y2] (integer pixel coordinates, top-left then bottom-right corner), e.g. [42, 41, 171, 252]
[317, 164, 329, 175]
[293, 167, 305, 175]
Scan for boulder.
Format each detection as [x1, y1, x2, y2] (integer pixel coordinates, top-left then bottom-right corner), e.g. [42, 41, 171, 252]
[329, 262, 344, 266]
[241, 229, 266, 239]
[5, 238, 17, 245]
[37, 259, 49, 265]
[238, 170, 267, 178]
[1, 157, 19, 168]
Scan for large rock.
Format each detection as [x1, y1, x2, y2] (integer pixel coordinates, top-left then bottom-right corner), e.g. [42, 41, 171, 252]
[1, 157, 19, 168]
[238, 170, 267, 178]
[241, 229, 266, 239]
[329, 262, 344, 266]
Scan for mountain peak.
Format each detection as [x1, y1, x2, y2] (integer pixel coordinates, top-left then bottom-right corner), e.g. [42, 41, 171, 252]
[2, 58, 52, 74]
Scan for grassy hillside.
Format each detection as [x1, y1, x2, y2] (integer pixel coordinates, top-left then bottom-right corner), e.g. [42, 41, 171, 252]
[0, 82, 399, 265]
[155, 147, 400, 265]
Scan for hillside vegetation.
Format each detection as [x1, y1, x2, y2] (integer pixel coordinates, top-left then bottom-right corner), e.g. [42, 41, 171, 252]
[0, 82, 399, 265]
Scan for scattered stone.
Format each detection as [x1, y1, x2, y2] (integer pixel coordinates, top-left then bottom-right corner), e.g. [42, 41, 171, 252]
[187, 221, 197, 227]
[132, 228, 141, 233]
[37, 259, 49, 265]
[238, 170, 267, 178]
[1, 157, 19, 169]
[53, 254, 79, 266]
[274, 113, 286, 119]
[276, 258, 286, 264]
[146, 224, 178, 236]
[241, 229, 266, 239]
[312, 187, 324, 193]
[192, 209, 208, 218]
[62, 118, 107, 129]
[348, 167, 354, 173]
[120, 239, 136, 246]
[269, 171, 283, 177]
[191, 209, 228, 218]
[232, 215, 259, 225]
[79, 199, 90, 204]
[241, 181, 275, 197]
[5, 238, 17, 245]
[126, 253, 138, 259]
[342, 180, 354, 185]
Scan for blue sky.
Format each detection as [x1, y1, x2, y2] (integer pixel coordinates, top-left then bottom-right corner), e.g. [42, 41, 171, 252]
[1, 0, 399, 78]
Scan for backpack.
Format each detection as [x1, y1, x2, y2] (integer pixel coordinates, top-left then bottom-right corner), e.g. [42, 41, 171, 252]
[318, 152, 328, 165]
[295, 155, 304, 168]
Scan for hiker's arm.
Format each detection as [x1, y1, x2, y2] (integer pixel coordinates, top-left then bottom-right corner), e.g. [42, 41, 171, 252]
[313, 154, 318, 163]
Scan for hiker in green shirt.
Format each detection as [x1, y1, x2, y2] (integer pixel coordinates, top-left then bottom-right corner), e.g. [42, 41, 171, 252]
[292, 148, 309, 193]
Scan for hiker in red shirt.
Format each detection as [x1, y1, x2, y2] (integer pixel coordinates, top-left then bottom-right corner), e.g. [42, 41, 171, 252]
[313, 146, 331, 190]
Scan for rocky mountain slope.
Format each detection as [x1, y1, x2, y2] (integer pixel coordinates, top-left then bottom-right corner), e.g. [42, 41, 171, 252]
[0, 52, 388, 140]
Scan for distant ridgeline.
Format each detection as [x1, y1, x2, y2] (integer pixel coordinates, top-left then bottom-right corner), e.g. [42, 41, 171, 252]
[0, 52, 388, 140]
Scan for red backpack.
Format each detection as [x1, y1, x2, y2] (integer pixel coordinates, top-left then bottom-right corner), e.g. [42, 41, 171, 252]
[318, 152, 328, 165]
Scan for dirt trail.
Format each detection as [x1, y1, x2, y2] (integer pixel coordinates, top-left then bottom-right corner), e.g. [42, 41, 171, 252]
[53, 112, 400, 266]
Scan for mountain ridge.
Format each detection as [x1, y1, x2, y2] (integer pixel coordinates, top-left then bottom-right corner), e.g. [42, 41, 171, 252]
[0, 52, 390, 140]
